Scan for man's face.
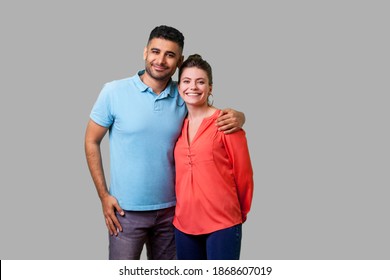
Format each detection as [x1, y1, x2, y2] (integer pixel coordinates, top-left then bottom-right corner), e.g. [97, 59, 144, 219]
[143, 38, 183, 82]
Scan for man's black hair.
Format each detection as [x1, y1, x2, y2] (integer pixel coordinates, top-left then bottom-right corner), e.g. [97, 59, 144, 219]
[148, 25, 185, 50]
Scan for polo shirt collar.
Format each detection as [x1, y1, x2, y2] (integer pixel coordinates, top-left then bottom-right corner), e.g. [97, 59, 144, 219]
[134, 70, 175, 97]
[134, 70, 149, 92]
[133, 70, 184, 106]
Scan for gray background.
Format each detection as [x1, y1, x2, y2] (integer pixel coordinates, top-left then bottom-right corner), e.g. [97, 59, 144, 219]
[1, 0, 389, 259]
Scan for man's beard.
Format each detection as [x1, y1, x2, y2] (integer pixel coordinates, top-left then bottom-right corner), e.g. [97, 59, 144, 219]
[145, 64, 173, 82]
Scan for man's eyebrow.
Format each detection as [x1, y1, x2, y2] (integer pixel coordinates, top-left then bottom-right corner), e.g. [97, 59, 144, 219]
[165, 51, 177, 56]
[150, 48, 176, 56]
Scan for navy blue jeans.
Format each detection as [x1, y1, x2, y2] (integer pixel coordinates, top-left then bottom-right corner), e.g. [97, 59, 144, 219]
[175, 224, 242, 260]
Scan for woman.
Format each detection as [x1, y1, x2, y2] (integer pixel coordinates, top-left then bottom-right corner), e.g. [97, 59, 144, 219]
[173, 54, 254, 260]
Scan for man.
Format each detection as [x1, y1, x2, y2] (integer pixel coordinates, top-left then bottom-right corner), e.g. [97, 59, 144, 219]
[84, 25, 245, 260]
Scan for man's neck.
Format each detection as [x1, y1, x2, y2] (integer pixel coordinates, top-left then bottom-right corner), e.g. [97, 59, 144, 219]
[140, 72, 170, 95]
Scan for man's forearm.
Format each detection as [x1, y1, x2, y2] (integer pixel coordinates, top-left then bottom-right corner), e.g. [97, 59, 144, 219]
[85, 142, 109, 200]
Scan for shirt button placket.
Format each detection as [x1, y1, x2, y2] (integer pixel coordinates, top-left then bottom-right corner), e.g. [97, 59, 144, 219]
[154, 100, 161, 111]
[187, 147, 192, 168]
[187, 147, 193, 182]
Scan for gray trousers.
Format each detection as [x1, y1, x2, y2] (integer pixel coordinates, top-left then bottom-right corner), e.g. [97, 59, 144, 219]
[109, 206, 176, 260]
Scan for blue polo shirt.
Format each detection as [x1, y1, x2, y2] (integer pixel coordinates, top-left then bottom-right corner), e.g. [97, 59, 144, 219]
[90, 70, 187, 210]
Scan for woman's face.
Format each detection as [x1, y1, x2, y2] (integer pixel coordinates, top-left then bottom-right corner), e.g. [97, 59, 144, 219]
[178, 67, 212, 107]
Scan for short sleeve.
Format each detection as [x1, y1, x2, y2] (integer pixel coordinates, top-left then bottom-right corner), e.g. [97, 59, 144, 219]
[90, 83, 114, 128]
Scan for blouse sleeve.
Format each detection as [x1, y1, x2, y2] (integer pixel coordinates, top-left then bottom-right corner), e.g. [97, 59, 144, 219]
[222, 129, 254, 222]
